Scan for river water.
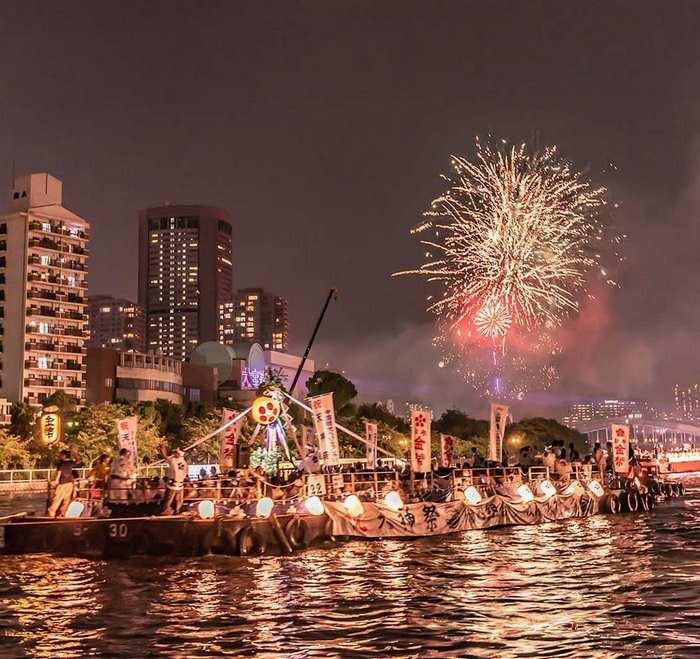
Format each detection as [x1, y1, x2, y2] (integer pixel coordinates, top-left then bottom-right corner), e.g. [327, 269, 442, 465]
[0, 488, 698, 658]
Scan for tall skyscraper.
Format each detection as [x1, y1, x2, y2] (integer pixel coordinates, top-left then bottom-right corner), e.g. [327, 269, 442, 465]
[0, 173, 89, 406]
[87, 295, 146, 352]
[138, 205, 233, 360]
[219, 288, 289, 352]
[674, 384, 700, 421]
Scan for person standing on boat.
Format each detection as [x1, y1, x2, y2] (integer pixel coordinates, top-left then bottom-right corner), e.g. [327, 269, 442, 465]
[593, 442, 606, 480]
[109, 448, 137, 502]
[160, 445, 188, 515]
[47, 449, 77, 517]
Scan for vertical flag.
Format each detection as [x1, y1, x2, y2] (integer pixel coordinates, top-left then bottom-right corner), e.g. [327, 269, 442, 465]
[308, 392, 341, 466]
[219, 409, 244, 468]
[439, 434, 455, 468]
[410, 409, 432, 473]
[611, 424, 630, 474]
[365, 421, 378, 469]
[488, 403, 510, 463]
[116, 416, 138, 468]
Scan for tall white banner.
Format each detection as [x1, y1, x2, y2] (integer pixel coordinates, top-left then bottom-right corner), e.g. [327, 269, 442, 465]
[410, 410, 432, 473]
[611, 424, 630, 474]
[365, 421, 378, 469]
[488, 403, 510, 463]
[116, 416, 138, 468]
[308, 392, 341, 466]
[439, 434, 455, 468]
[219, 409, 244, 468]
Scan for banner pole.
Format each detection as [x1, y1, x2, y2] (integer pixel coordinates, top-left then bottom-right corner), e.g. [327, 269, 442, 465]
[149, 406, 252, 467]
[283, 391, 400, 460]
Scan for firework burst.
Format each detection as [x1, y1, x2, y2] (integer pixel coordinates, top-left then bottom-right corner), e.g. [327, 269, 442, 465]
[395, 137, 619, 396]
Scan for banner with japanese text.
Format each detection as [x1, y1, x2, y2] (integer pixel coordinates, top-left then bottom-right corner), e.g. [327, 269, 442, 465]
[219, 409, 244, 468]
[308, 392, 341, 466]
[410, 409, 432, 472]
[116, 416, 138, 468]
[611, 424, 630, 474]
[365, 421, 378, 469]
[325, 490, 595, 539]
[488, 403, 510, 463]
[439, 434, 455, 467]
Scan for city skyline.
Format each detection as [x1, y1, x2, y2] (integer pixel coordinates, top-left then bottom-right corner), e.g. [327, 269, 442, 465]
[2, 3, 700, 417]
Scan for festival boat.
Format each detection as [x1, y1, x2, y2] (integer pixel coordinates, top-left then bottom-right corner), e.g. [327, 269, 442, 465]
[0, 467, 685, 559]
[0, 381, 686, 559]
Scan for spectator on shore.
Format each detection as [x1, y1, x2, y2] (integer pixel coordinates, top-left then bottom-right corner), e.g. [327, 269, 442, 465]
[47, 450, 77, 518]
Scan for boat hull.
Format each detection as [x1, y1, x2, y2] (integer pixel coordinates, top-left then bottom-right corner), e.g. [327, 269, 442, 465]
[1, 486, 668, 559]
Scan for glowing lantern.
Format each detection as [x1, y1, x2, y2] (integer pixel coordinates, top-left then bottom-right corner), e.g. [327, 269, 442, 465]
[562, 481, 578, 496]
[539, 480, 557, 499]
[39, 406, 62, 446]
[463, 486, 482, 505]
[65, 501, 84, 518]
[343, 494, 364, 518]
[304, 495, 325, 516]
[516, 484, 534, 503]
[197, 500, 215, 519]
[256, 497, 274, 518]
[587, 480, 605, 497]
[250, 396, 281, 425]
[383, 491, 403, 511]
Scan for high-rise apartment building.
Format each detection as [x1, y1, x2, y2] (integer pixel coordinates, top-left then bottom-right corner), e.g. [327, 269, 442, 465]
[138, 205, 233, 360]
[562, 398, 653, 427]
[0, 173, 89, 406]
[87, 295, 146, 352]
[219, 288, 289, 352]
[674, 384, 700, 421]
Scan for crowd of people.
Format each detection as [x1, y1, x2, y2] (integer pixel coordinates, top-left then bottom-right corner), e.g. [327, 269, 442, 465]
[46, 437, 644, 518]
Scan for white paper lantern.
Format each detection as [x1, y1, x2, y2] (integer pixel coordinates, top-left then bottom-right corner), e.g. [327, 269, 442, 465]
[383, 491, 403, 511]
[197, 500, 215, 519]
[343, 494, 364, 518]
[539, 480, 557, 499]
[255, 497, 274, 518]
[587, 480, 605, 497]
[516, 484, 534, 503]
[65, 500, 84, 518]
[304, 496, 325, 516]
[463, 486, 482, 505]
[562, 481, 578, 496]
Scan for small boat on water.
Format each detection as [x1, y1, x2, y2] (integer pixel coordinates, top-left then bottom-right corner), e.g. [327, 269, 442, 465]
[0, 467, 685, 559]
[657, 450, 700, 474]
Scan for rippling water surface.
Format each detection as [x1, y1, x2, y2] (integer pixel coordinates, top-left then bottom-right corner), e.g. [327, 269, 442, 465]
[1, 488, 699, 657]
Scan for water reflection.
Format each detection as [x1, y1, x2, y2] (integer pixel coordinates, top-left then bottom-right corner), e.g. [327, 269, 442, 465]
[0, 492, 698, 657]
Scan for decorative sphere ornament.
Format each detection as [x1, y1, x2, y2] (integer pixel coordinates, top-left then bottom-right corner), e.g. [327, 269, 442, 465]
[251, 396, 281, 425]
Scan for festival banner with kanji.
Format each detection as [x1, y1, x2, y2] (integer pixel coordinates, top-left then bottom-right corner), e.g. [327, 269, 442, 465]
[439, 434, 455, 468]
[324, 490, 596, 539]
[219, 409, 244, 468]
[611, 424, 630, 474]
[365, 421, 378, 469]
[116, 416, 138, 468]
[488, 403, 510, 463]
[410, 410, 432, 473]
[308, 392, 341, 466]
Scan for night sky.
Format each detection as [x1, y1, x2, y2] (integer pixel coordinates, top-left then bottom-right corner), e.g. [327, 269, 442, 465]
[2, 1, 700, 417]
